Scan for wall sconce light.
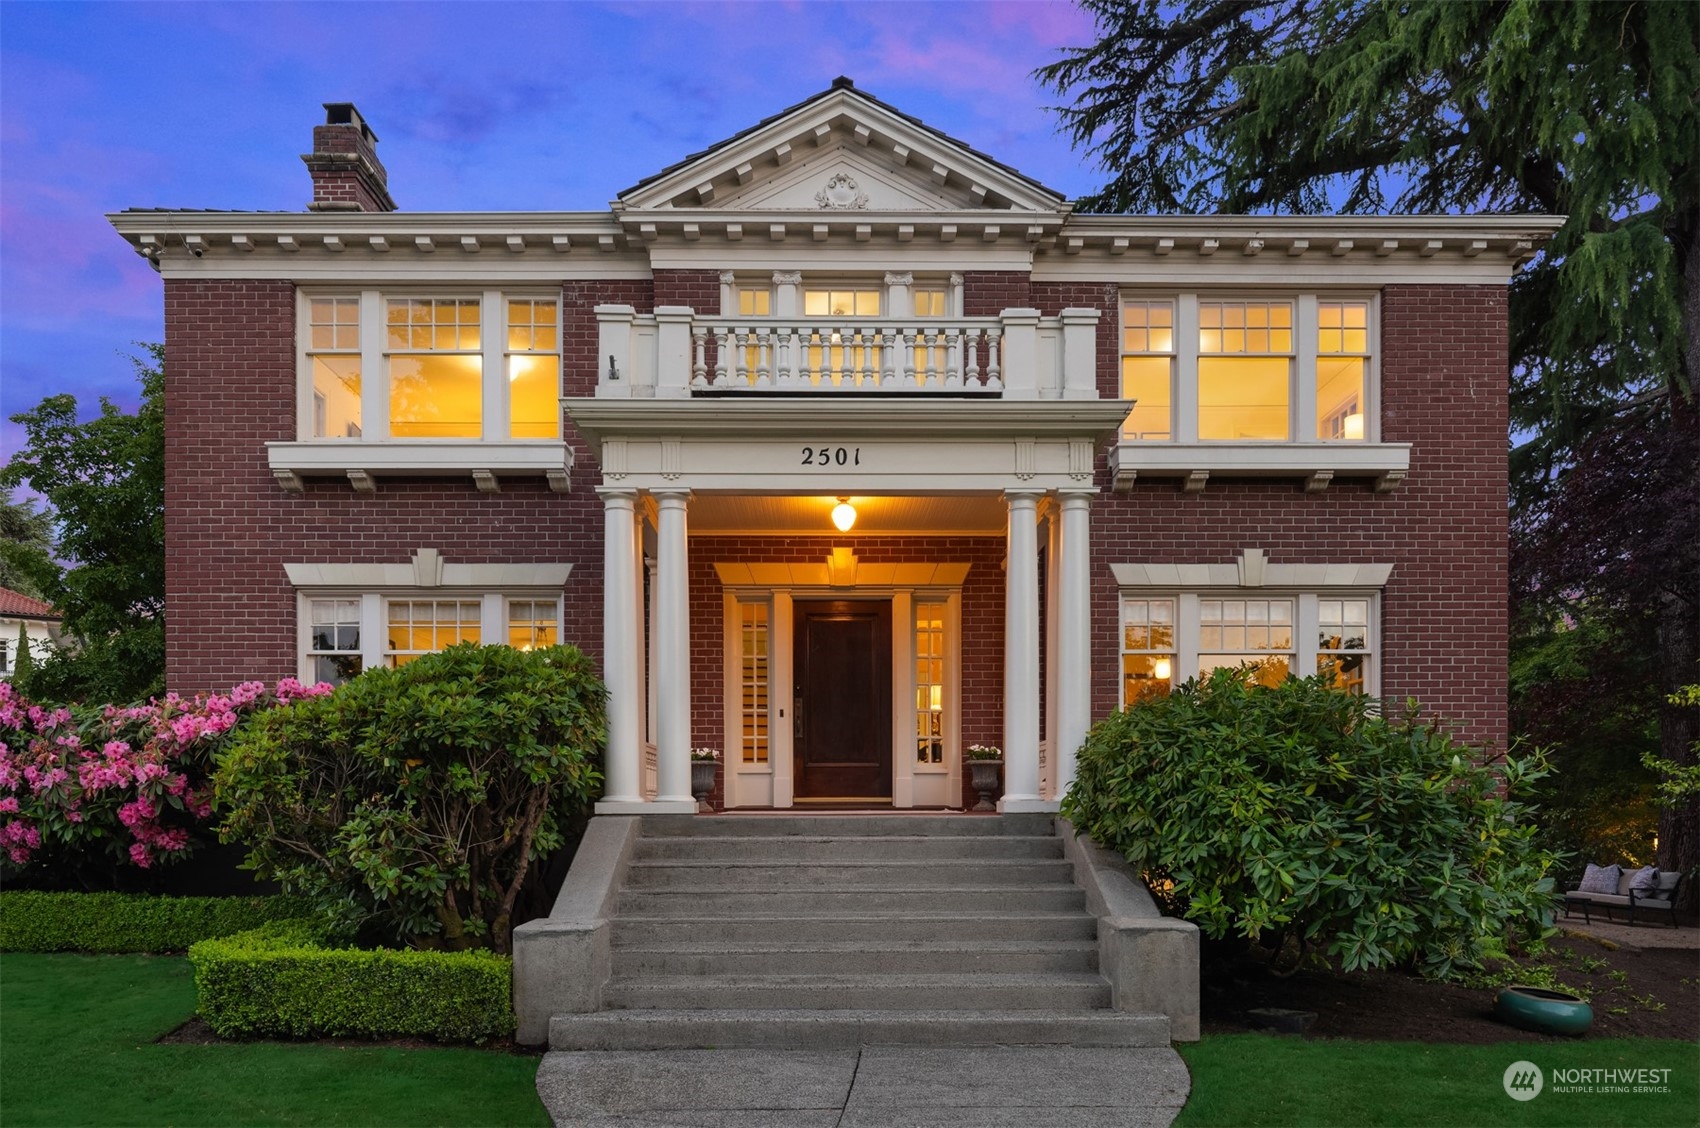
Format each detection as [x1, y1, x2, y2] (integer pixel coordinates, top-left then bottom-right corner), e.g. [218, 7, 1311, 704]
[1343, 412, 1365, 440]
[1153, 657, 1173, 680]
[831, 497, 857, 532]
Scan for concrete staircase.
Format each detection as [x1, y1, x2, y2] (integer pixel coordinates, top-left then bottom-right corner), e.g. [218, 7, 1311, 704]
[547, 813, 1171, 1049]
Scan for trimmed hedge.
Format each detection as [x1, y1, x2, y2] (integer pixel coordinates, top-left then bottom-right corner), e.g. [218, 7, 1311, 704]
[0, 891, 308, 953]
[189, 920, 516, 1043]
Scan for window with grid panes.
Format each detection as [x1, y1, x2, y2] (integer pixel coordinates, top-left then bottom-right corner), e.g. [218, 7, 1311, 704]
[309, 297, 362, 438]
[506, 299, 560, 439]
[1317, 301, 1370, 440]
[739, 602, 769, 764]
[385, 599, 481, 665]
[1120, 300, 1174, 440]
[1317, 597, 1371, 692]
[804, 288, 880, 382]
[507, 599, 559, 650]
[1199, 598, 1294, 686]
[386, 298, 483, 438]
[1198, 301, 1293, 441]
[1120, 597, 1176, 707]
[915, 602, 946, 764]
[307, 598, 363, 685]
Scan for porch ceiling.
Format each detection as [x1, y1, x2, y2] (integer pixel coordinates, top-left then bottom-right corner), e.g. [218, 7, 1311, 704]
[689, 493, 1007, 536]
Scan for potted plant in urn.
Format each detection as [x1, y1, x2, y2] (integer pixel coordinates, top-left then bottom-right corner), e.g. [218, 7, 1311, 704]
[965, 744, 1003, 811]
[690, 748, 720, 813]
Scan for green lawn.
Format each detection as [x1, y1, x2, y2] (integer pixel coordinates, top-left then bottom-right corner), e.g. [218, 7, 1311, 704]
[0, 954, 549, 1127]
[1177, 1033, 1700, 1128]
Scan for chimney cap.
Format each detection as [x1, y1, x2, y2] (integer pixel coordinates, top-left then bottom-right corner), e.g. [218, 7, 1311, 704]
[322, 102, 378, 144]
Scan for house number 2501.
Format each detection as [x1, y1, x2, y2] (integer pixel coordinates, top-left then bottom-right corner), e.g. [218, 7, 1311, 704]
[800, 446, 862, 467]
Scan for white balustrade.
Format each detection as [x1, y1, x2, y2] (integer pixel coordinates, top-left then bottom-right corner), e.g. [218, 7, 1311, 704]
[690, 317, 1009, 392]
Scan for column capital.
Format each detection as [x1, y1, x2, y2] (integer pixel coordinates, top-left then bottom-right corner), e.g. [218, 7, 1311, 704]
[1004, 488, 1045, 505]
[651, 486, 692, 505]
[1057, 487, 1096, 507]
[596, 485, 638, 505]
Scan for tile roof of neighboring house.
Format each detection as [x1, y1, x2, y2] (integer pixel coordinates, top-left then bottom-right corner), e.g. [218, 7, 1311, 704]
[0, 587, 59, 620]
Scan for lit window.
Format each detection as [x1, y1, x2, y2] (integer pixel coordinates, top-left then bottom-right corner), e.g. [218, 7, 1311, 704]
[307, 598, 363, 686]
[739, 602, 769, 764]
[309, 297, 362, 438]
[506, 299, 560, 440]
[386, 299, 482, 439]
[1318, 301, 1369, 441]
[1118, 592, 1376, 701]
[1120, 300, 1174, 441]
[1317, 598, 1371, 692]
[736, 288, 772, 317]
[507, 599, 559, 651]
[1121, 598, 1176, 707]
[386, 599, 481, 665]
[915, 602, 947, 764]
[804, 289, 881, 383]
[912, 288, 947, 318]
[1119, 294, 1376, 444]
[1198, 301, 1293, 441]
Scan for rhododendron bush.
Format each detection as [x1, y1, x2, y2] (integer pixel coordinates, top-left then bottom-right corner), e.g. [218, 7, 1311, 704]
[0, 678, 330, 882]
[215, 643, 605, 955]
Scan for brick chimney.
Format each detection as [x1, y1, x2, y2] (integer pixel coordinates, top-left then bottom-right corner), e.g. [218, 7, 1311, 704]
[302, 103, 396, 212]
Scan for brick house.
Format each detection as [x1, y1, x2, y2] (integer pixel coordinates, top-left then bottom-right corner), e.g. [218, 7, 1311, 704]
[109, 80, 1558, 816]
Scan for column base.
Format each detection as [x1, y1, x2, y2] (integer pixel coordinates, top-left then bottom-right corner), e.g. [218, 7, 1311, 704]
[594, 798, 700, 815]
[998, 797, 1061, 814]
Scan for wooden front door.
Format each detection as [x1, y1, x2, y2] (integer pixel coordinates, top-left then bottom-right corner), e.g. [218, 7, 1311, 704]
[793, 600, 892, 800]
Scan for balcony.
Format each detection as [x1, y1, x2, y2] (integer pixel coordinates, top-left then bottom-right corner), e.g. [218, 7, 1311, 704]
[593, 305, 1101, 400]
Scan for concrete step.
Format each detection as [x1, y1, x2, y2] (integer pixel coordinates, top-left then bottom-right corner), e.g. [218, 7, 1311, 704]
[611, 940, 1099, 977]
[622, 858, 1076, 889]
[634, 834, 1065, 861]
[549, 1008, 1170, 1050]
[617, 885, 1088, 916]
[638, 814, 1055, 838]
[603, 972, 1113, 1011]
[611, 912, 1100, 946]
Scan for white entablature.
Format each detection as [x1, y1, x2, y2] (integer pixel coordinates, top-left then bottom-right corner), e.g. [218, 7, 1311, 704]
[614, 78, 1067, 216]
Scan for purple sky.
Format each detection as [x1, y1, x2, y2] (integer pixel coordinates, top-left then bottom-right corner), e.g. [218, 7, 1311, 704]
[0, 1, 1106, 461]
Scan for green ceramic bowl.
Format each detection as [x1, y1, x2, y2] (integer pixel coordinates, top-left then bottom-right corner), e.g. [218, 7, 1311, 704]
[1494, 985, 1593, 1036]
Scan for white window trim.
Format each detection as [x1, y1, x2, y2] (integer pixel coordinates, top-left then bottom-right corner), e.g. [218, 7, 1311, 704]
[1111, 290, 1409, 492]
[288, 549, 571, 682]
[1113, 551, 1390, 702]
[271, 289, 573, 494]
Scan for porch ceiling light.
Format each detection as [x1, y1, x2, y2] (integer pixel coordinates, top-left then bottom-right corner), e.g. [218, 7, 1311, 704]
[831, 497, 857, 532]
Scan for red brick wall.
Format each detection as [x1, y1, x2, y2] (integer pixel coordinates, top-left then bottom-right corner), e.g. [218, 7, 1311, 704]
[1088, 283, 1510, 747]
[161, 278, 649, 693]
[653, 269, 719, 312]
[688, 535, 1007, 809]
[962, 271, 1032, 316]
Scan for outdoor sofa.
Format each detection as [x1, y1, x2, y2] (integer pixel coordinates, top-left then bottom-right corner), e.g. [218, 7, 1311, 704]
[1562, 863, 1684, 927]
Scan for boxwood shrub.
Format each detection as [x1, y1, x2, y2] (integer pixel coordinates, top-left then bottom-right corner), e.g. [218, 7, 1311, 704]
[0, 891, 307, 953]
[189, 920, 515, 1043]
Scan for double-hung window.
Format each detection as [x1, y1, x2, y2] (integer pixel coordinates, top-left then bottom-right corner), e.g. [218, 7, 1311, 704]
[1119, 591, 1378, 706]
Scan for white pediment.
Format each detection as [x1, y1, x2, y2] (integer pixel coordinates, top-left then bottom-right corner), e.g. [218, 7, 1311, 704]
[618, 82, 1065, 215]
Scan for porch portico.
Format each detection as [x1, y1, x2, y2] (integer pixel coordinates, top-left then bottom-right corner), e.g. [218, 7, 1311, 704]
[567, 399, 1128, 815]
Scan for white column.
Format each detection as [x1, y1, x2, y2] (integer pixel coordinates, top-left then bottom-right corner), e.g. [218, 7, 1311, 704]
[595, 488, 644, 812]
[1001, 489, 1049, 811]
[1055, 488, 1095, 804]
[653, 487, 696, 810]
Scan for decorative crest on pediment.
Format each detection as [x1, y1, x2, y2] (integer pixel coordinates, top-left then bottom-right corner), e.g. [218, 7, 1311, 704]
[814, 173, 870, 210]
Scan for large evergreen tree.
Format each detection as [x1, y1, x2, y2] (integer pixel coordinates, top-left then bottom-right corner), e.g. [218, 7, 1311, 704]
[0, 489, 56, 601]
[1040, 0, 1698, 885]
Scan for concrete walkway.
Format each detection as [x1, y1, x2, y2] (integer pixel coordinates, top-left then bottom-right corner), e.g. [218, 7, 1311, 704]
[536, 1045, 1191, 1127]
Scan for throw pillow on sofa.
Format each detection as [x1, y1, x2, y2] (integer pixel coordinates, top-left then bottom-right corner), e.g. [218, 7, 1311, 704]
[1628, 865, 1659, 891]
[1577, 863, 1622, 895]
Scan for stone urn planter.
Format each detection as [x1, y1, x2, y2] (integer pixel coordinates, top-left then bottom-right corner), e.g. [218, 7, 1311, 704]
[967, 758, 1003, 812]
[690, 759, 718, 813]
[1494, 985, 1593, 1036]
